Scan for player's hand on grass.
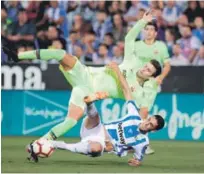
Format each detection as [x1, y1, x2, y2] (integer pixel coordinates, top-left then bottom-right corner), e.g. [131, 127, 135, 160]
[142, 9, 154, 23]
[107, 62, 120, 73]
[128, 158, 141, 167]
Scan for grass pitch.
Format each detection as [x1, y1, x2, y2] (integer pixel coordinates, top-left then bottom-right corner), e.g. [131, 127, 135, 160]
[2, 136, 204, 173]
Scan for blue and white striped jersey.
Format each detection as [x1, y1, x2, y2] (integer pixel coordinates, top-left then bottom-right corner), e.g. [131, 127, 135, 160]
[104, 100, 149, 161]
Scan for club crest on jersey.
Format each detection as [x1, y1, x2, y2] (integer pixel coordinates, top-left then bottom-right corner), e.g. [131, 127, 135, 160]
[118, 122, 125, 144]
[135, 134, 146, 141]
[154, 50, 159, 54]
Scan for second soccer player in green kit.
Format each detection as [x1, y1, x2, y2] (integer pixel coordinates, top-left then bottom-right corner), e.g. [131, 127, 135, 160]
[123, 10, 171, 154]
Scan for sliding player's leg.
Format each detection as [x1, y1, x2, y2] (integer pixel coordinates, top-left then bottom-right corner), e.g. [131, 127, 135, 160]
[42, 55, 95, 140]
[50, 140, 103, 157]
[50, 102, 105, 157]
[43, 86, 92, 140]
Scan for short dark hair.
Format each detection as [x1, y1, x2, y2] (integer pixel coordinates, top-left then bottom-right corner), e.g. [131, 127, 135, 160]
[150, 59, 162, 77]
[98, 10, 106, 14]
[105, 32, 114, 39]
[99, 43, 108, 49]
[18, 8, 26, 14]
[88, 30, 96, 36]
[146, 21, 158, 32]
[154, 115, 165, 131]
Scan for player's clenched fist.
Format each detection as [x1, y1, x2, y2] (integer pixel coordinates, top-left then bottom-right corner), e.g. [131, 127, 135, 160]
[128, 158, 141, 167]
[142, 9, 155, 23]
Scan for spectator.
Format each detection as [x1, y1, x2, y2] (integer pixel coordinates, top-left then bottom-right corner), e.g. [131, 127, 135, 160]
[176, 1, 188, 12]
[112, 13, 127, 41]
[49, 39, 63, 49]
[1, 8, 11, 37]
[199, 1, 204, 14]
[154, 9, 166, 41]
[165, 28, 176, 57]
[6, 1, 22, 23]
[67, 30, 81, 55]
[184, 1, 203, 26]
[93, 44, 112, 64]
[93, 10, 112, 41]
[36, 1, 50, 31]
[103, 33, 115, 58]
[117, 41, 125, 55]
[7, 8, 35, 48]
[177, 25, 202, 63]
[66, 1, 81, 32]
[46, 1, 68, 37]
[193, 45, 204, 66]
[17, 44, 26, 54]
[124, 1, 140, 25]
[177, 14, 189, 35]
[119, 1, 129, 13]
[170, 44, 189, 66]
[192, 17, 204, 44]
[83, 31, 100, 61]
[26, 1, 41, 22]
[162, 1, 182, 26]
[1, 48, 8, 63]
[72, 15, 85, 37]
[112, 45, 123, 64]
[74, 44, 86, 63]
[108, 1, 122, 16]
[150, 1, 162, 10]
[97, 1, 109, 13]
[37, 25, 66, 49]
[82, 2, 97, 23]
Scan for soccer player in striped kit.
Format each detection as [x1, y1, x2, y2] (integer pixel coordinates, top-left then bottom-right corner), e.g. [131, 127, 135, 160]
[49, 62, 164, 167]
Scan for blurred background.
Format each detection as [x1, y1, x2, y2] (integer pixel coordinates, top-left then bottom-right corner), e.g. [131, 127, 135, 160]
[1, 0, 204, 172]
[1, 0, 204, 65]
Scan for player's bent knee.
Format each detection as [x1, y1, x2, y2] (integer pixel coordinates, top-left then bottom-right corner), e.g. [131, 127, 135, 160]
[89, 142, 103, 157]
[61, 54, 77, 71]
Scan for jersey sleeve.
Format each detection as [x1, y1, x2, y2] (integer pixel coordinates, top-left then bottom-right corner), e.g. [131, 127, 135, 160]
[124, 19, 147, 61]
[140, 79, 158, 111]
[160, 42, 170, 65]
[132, 137, 149, 161]
[126, 100, 139, 116]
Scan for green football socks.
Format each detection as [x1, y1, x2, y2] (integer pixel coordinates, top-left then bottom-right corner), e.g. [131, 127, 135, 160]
[18, 49, 66, 61]
[43, 117, 77, 140]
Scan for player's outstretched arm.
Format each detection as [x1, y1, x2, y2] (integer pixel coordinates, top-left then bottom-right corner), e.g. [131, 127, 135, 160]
[128, 141, 148, 167]
[128, 158, 141, 167]
[125, 10, 153, 41]
[107, 62, 133, 100]
[124, 10, 154, 59]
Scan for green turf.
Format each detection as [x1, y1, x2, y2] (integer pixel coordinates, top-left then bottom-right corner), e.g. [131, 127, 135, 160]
[2, 136, 204, 173]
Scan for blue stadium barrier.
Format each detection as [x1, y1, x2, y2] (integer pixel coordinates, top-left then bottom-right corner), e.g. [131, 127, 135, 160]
[2, 90, 204, 141]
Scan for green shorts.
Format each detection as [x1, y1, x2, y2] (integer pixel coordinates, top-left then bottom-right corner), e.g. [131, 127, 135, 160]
[59, 59, 94, 110]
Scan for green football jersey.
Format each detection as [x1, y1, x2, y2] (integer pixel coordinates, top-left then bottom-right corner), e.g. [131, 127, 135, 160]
[88, 19, 159, 110]
[134, 40, 170, 68]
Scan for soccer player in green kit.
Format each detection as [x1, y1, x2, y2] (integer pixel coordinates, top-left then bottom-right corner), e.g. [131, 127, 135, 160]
[12, 11, 162, 151]
[129, 12, 171, 155]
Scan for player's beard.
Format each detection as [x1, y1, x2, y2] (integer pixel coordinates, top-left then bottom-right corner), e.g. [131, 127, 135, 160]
[136, 72, 146, 85]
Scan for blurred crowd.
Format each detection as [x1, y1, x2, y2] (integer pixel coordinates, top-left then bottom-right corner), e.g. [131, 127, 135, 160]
[1, 1, 204, 66]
